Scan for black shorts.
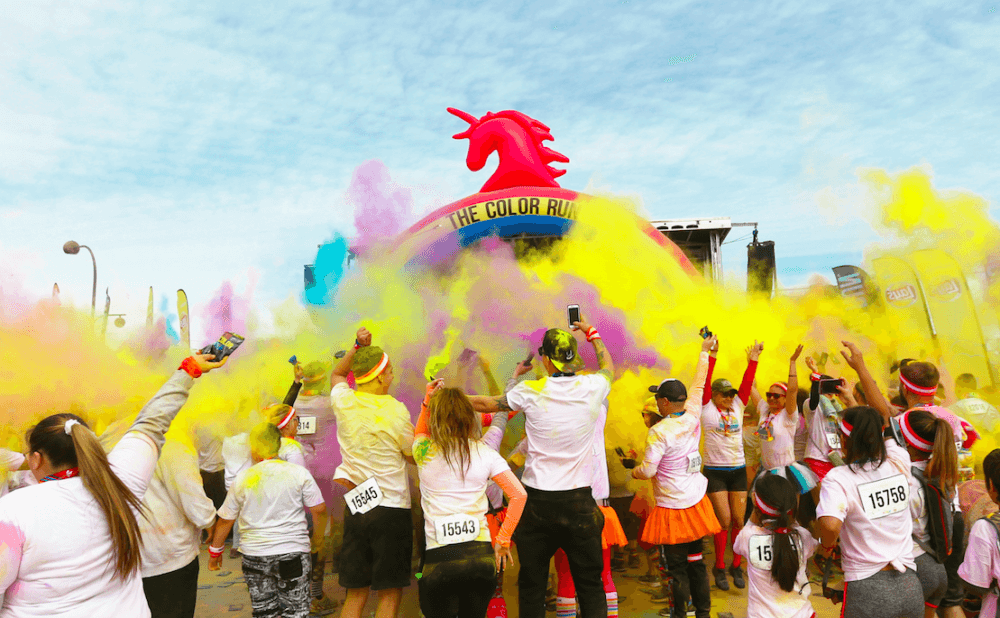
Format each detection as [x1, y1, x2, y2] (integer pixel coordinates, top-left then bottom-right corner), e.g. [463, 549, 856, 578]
[703, 466, 748, 493]
[339, 506, 413, 590]
[608, 496, 640, 542]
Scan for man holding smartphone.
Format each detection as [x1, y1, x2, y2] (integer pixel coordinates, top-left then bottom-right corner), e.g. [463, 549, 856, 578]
[470, 310, 615, 618]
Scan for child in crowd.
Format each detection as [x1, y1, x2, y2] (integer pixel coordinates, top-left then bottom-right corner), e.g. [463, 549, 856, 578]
[735, 474, 817, 618]
[208, 422, 328, 618]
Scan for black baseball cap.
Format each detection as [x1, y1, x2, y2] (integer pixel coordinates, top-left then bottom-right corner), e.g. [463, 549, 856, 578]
[648, 378, 687, 402]
[539, 328, 585, 372]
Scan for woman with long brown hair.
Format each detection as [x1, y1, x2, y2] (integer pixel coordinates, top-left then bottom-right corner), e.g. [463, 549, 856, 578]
[414, 381, 527, 618]
[0, 353, 226, 617]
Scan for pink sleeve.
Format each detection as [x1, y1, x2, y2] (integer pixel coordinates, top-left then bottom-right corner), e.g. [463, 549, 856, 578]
[738, 360, 759, 406]
[703, 355, 716, 406]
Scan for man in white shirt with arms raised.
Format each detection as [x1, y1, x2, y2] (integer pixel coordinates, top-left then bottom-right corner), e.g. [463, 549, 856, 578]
[329, 328, 415, 618]
[471, 315, 614, 618]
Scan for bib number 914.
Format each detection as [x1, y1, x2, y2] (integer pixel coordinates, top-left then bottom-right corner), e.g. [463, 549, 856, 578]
[345, 478, 383, 515]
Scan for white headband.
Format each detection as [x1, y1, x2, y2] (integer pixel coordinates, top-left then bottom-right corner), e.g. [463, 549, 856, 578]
[64, 419, 80, 435]
[275, 407, 296, 429]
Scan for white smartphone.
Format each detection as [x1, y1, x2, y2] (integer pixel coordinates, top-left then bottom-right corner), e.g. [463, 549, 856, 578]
[567, 304, 581, 329]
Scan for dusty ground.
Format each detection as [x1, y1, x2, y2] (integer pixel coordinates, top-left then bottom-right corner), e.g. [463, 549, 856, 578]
[195, 540, 844, 617]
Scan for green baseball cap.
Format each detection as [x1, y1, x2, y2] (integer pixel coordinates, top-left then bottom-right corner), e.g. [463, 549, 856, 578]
[711, 378, 738, 397]
[539, 328, 585, 373]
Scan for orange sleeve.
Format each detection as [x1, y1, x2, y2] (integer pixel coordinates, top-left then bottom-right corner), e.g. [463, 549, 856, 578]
[415, 389, 432, 438]
[491, 470, 526, 547]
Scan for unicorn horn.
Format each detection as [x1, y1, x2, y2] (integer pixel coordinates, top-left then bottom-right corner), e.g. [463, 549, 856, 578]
[447, 107, 478, 139]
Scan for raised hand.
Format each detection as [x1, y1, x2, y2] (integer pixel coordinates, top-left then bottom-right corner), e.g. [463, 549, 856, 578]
[356, 327, 372, 347]
[840, 341, 865, 372]
[747, 340, 764, 362]
[701, 334, 718, 353]
[790, 344, 804, 362]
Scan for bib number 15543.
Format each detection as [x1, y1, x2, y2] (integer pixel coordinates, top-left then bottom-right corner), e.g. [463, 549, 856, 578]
[436, 514, 481, 545]
[345, 478, 383, 515]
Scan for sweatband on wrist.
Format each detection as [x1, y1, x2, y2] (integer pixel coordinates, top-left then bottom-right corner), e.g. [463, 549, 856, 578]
[811, 373, 822, 382]
[354, 339, 362, 350]
[208, 545, 224, 557]
[585, 328, 601, 342]
[180, 357, 202, 378]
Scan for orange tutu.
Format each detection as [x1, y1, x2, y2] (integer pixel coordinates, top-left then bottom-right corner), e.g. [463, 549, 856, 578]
[640, 495, 722, 546]
[599, 505, 628, 549]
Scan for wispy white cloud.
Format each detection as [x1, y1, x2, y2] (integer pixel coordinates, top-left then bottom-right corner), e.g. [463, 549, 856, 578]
[1, 0, 998, 309]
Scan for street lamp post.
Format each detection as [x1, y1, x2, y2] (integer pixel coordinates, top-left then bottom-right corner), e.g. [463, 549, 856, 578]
[62, 241, 97, 316]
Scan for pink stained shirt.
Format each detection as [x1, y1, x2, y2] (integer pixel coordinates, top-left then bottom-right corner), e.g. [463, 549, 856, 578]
[634, 352, 710, 509]
[757, 400, 799, 470]
[958, 517, 1000, 618]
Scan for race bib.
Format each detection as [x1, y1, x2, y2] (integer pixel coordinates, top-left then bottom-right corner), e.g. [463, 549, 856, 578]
[826, 432, 842, 449]
[435, 514, 481, 545]
[686, 452, 703, 474]
[858, 474, 908, 519]
[345, 477, 383, 515]
[748, 535, 773, 570]
[296, 416, 317, 435]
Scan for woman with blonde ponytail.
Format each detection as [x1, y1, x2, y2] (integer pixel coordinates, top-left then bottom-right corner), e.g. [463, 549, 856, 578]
[0, 353, 226, 618]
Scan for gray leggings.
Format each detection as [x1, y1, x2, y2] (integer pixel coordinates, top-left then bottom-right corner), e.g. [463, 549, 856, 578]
[913, 553, 947, 609]
[843, 567, 923, 618]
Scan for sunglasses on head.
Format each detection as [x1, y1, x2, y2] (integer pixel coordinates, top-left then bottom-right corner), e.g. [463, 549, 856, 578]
[765, 392, 784, 400]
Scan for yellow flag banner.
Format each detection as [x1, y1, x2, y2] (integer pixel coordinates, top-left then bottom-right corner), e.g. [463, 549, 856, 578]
[869, 256, 936, 359]
[177, 289, 191, 350]
[908, 249, 995, 386]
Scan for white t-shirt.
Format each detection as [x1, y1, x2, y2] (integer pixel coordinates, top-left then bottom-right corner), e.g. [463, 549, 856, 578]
[634, 351, 711, 510]
[279, 438, 307, 468]
[329, 382, 414, 509]
[591, 403, 610, 501]
[0, 450, 25, 499]
[506, 374, 611, 491]
[0, 433, 159, 618]
[734, 523, 817, 618]
[218, 458, 324, 557]
[958, 518, 1000, 618]
[908, 459, 930, 559]
[950, 396, 1000, 434]
[804, 395, 843, 463]
[222, 433, 252, 490]
[139, 441, 217, 578]
[702, 399, 746, 468]
[757, 400, 799, 470]
[816, 440, 915, 581]
[414, 438, 510, 550]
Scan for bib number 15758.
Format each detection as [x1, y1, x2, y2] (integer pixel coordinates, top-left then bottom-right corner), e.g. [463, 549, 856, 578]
[858, 474, 908, 519]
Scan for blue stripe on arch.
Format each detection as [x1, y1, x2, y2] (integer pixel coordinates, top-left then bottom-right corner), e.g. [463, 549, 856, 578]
[455, 215, 575, 246]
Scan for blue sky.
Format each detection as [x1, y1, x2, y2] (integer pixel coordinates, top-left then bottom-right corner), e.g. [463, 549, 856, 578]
[2, 0, 999, 340]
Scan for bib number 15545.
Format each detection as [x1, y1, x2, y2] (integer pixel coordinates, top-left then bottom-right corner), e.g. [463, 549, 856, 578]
[345, 478, 383, 515]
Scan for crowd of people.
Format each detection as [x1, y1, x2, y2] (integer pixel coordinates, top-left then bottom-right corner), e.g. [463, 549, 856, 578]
[1, 312, 999, 618]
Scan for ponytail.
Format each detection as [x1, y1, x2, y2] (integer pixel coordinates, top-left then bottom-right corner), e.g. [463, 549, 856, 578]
[753, 474, 800, 593]
[906, 411, 958, 499]
[29, 414, 145, 580]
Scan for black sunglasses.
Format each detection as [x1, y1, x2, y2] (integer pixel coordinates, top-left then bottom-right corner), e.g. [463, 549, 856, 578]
[765, 393, 784, 400]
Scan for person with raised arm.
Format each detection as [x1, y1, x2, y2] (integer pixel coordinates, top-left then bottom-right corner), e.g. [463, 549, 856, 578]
[814, 341, 923, 618]
[0, 353, 227, 617]
[208, 422, 328, 618]
[629, 334, 721, 618]
[469, 316, 614, 618]
[701, 339, 761, 591]
[413, 379, 527, 618]
[329, 327, 415, 618]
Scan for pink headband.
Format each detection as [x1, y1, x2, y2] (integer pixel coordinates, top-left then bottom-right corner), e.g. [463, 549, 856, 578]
[839, 417, 853, 436]
[900, 411, 934, 452]
[770, 382, 788, 393]
[276, 407, 296, 429]
[753, 492, 781, 517]
[355, 353, 389, 384]
[900, 374, 938, 397]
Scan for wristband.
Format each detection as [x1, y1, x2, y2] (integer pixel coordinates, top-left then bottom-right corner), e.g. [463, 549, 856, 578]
[179, 357, 202, 378]
[811, 373, 822, 382]
[585, 327, 601, 342]
[354, 339, 362, 350]
[821, 542, 837, 553]
[208, 545, 224, 558]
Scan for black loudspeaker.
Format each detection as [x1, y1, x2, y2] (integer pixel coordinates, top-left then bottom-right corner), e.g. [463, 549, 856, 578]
[747, 239, 776, 297]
